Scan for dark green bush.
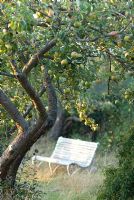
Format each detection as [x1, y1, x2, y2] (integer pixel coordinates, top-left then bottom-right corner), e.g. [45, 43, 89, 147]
[97, 127, 134, 200]
[0, 162, 44, 200]
[0, 180, 43, 200]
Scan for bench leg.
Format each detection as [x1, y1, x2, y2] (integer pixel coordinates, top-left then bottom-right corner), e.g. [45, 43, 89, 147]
[38, 161, 43, 167]
[32, 157, 44, 168]
[67, 164, 81, 176]
[49, 163, 60, 175]
[49, 162, 53, 175]
[67, 165, 71, 176]
[71, 167, 81, 176]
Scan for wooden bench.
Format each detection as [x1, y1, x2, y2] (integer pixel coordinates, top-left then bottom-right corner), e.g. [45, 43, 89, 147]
[32, 137, 99, 175]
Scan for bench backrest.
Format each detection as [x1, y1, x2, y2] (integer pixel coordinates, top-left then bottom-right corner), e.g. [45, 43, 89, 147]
[51, 137, 98, 167]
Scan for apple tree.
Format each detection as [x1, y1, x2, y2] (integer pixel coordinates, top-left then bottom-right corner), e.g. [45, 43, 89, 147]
[0, 0, 134, 189]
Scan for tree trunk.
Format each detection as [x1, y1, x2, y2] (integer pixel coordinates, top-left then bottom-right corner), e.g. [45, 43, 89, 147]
[0, 39, 57, 188]
[49, 103, 65, 140]
[0, 118, 52, 186]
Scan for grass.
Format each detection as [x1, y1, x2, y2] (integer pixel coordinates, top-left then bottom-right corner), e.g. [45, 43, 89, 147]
[37, 170, 104, 200]
[21, 136, 118, 200]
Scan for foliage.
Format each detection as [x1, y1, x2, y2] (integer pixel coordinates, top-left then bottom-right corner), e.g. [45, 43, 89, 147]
[0, 160, 43, 200]
[97, 127, 134, 200]
[0, 180, 42, 200]
[1, 0, 134, 131]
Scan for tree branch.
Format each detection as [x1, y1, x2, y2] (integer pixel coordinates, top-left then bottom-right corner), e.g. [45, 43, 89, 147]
[108, 55, 112, 95]
[37, 21, 50, 27]
[49, 101, 65, 140]
[0, 89, 28, 132]
[0, 72, 16, 78]
[104, 49, 129, 69]
[10, 60, 47, 119]
[8, 85, 46, 134]
[22, 39, 56, 75]
[44, 68, 57, 122]
[23, 85, 46, 117]
[65, 116, 81, 123]
[76, 35, 99, 43]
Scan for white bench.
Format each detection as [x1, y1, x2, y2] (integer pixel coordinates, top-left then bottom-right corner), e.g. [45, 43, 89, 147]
[32, 137, 99, 175]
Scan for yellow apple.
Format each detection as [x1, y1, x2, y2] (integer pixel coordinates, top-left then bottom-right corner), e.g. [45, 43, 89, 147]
[61, 59, 68, 65]
[5, 44, 12, 50]
[71, 51, 82, 58]
[3, 29, 8, 34]
[48, 70, 53, 75]
[124, 35, 131, 42]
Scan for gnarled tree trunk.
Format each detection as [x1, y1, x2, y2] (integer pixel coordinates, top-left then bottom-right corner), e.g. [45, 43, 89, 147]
[0, 40, 57, 186]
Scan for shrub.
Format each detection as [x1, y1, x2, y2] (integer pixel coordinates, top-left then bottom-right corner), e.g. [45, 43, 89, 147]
[0, 161, 43, 200]
[97, 127, 134, 200]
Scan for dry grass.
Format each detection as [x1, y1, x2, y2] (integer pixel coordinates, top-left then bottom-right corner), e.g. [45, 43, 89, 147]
[22, 136, 118, 200]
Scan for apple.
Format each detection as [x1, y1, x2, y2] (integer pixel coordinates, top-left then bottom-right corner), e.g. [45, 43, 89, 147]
[61, 59, 68, 65]
[84, 81, 90, 87]
[89, 13, 97, 20]
[114, 100, 118, 104]
[84, 121, 88, 126]
[111, 76, 117, 81]
[54, 52, 59, 58]
[74, 21, 81, 28]
[64, 88, 70, 94]
[5, 44, 12, 50]
[108, 31, 118, 37]
[3, 29, 8, 34]
[124, 35, 131, 42]
[48, 70, 53, 75]
[40, 65, 44, 72]
[33, 12, 41, 19]
[124, 94, 129, 99]
[110, 0, 116, 4]
[71, 51, 82, 58]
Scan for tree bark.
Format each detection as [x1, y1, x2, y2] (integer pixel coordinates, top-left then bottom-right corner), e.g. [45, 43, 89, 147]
[10, 60, 47, 119]
[0, 117, 52, 185]
[0, 38, 57, 187]
[22, 39, 56, 75]
[49, 104, 65, 140]
[0, 89, 28, 132]
[8, 85, 46, 135]
[44, 68, 57, 122]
